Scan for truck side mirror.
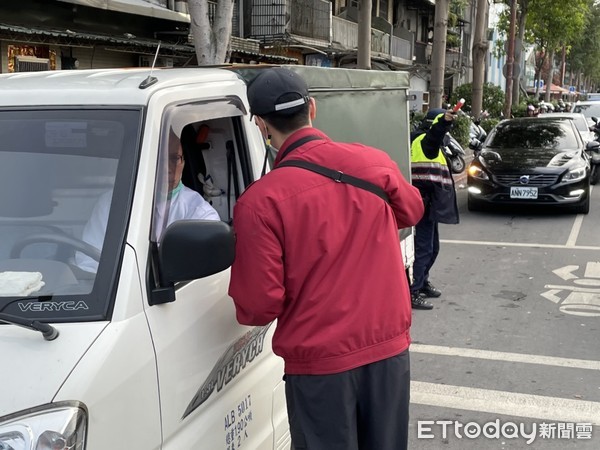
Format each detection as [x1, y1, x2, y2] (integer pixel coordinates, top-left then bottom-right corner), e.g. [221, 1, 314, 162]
[158, 220, 235, 286]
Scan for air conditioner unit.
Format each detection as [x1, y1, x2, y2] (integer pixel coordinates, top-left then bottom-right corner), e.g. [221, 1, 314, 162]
[139, 55, 174, 68]
[15, 56, 50, 72]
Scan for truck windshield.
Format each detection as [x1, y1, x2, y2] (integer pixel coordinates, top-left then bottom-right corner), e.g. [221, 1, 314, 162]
[0, 108, 141, 322]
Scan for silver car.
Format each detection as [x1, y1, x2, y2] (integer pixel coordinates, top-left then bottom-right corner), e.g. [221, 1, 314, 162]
[539, 112, 596, 143]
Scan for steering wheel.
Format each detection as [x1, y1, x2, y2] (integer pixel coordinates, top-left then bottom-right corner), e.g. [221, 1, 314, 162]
[10, 233, 102, 262]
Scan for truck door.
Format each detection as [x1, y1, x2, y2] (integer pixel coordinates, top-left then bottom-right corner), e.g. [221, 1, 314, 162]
[142, 94, 289, 450]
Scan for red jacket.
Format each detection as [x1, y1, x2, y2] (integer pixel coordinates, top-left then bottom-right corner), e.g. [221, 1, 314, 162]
[229, 128, 424, 375]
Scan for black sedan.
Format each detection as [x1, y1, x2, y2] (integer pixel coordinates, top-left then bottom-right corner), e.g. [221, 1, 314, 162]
[467, 117, 600, 214]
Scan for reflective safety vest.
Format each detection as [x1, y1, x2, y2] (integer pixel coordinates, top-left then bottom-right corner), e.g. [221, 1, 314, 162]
[410, 123, 459, 224]
[410, 134, 454, 188]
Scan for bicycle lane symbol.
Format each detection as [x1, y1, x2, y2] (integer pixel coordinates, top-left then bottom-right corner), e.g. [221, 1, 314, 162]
[541, 262, 600, 317]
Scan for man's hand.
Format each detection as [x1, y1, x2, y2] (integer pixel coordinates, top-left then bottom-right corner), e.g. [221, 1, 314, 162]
[444, 110, 456, 122]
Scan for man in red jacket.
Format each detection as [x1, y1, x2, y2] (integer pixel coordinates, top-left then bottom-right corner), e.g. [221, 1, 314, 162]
[228, 68, 424, 450]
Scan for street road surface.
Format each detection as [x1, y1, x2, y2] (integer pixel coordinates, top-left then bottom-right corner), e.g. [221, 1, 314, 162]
[408, 185, 600, 449]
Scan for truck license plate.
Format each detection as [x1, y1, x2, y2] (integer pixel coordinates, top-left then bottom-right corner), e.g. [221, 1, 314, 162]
[510, 186, 538, 199]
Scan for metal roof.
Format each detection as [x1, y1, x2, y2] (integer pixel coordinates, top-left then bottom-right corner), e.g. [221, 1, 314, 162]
[0, 23, 192, 55]
[0, 67, 242, 106]
[56, 0, 190, 23]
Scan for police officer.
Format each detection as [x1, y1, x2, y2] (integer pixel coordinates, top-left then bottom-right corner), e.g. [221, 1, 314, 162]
[410, 108, 459, 309]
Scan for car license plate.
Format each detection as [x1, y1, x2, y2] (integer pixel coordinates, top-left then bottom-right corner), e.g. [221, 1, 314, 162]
[510, 186, 538, 199]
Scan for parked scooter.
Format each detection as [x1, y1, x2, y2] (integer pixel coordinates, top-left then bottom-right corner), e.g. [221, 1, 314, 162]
[468, 118, 487, 157]
[587, 117, 600, 185]
[443, 132, 467, 174]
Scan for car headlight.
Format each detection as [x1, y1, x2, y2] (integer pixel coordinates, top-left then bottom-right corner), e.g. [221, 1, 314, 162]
[467, 164, 489, 180]
[0, 403, 86, 450]
[563, 166, 586, 182]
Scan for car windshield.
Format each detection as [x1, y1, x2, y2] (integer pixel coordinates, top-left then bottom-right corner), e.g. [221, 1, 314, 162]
[572, 103, 600, 121]
[568, 115, 589, 132]
[486, 120, 579, 152]
[0, 108, 141, 322]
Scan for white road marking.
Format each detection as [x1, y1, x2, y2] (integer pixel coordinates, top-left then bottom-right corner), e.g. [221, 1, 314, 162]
[553, 265, 579, 281]
[566, 214, 585, 247]
[584, 261, 600, 278]
[411, 381, 600, 425]
[545, 284, 600, 294]
[410, 344, 600, 371]
[440, 239, 600, 251]
[540, 289, 562, 303]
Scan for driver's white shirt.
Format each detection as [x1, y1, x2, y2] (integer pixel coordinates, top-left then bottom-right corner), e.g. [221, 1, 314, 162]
[76, 186, 220, 272]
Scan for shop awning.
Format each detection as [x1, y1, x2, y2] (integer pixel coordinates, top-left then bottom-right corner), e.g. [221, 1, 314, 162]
[0, 23, 298, 63]
[57, 0, 190, 23]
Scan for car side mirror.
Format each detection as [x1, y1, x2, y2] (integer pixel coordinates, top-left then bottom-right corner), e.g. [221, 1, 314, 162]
[586, 141, 600, 153]
[592, 116, 599, 124]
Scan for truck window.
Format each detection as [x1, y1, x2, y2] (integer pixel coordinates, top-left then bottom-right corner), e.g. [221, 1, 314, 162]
[152, 100, 250, 243]
[148, 99, 251, 289]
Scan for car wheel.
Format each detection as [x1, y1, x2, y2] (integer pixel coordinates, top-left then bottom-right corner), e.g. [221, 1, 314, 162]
[591, 165, 600, 185]
[467, 195, 484, 212]
[572, 192, 590, 214]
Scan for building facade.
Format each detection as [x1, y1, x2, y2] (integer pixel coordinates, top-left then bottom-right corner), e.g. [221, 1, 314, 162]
[2, 0, 491, 105]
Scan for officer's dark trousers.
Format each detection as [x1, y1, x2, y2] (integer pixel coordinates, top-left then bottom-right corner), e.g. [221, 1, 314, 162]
[411, 212, 440, 293]
[285, 350, 410, 450]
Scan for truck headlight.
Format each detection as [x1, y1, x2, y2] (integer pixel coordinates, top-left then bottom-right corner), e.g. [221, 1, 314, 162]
[0, 403, 86, 450]
[563, 166, 586, 182]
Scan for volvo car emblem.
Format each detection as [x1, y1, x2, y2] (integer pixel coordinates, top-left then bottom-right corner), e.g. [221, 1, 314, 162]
[519, 175, 530, 185]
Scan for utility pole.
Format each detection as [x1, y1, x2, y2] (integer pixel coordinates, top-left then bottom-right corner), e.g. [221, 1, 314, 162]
[503, 0, 517, 118]
[357, 0, 372, 69]
[430, 0, 450, 108]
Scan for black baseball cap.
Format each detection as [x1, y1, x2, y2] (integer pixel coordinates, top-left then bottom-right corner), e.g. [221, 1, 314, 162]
[247, 68, 310, 117]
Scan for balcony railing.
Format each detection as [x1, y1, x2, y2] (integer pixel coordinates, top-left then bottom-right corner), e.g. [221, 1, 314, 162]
[332, 16, 413, 63]
[249, 0, 330, 43]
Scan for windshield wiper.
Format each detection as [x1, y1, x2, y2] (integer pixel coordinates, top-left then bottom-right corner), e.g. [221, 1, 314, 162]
[0, 312, 59, 341]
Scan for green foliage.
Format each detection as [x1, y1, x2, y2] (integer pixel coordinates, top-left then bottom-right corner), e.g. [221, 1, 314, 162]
[446, 33, 461, 49]
[527, 0, 588, 51]
[480, 118, 500, 134]
[449, 83, 505, 118]
[567, 0, 600, 85]
[452, 114, 471, 147]
[512, 102, 529, 118]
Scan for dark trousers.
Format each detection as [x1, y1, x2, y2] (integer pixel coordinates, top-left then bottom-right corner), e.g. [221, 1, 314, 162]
[411, 213, 439, 293]
[285, 350, 410, 450]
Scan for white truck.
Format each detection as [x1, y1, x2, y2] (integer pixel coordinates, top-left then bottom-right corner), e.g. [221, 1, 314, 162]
[0, 65, 414, 449]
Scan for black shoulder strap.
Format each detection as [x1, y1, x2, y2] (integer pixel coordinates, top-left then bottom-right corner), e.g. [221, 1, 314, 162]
[277, 159, 390, 204]
[278, 135, 324, 162]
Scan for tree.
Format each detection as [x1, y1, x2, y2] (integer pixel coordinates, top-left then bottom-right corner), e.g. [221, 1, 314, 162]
[526, 0, 587, 99]
[357, 0, 373, 69]
[495, 0, 588, 101]
[567, 0, 600, 92]
[429, 0, 451, 108]
[188, 0, 235, 65]
[471, 0, 489, 120]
